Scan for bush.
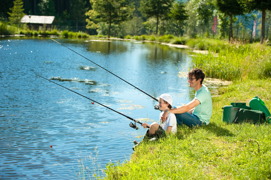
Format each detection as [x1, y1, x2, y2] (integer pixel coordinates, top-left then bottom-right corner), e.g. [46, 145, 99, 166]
[171, 37, 187, 45]
[62, 30, 69, 38]
[0, 22, 17, 35]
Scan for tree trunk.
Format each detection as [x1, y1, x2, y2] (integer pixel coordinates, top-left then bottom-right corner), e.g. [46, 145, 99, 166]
[261, 9, 266, 44]
[229, 15, 233, 42]
[108, 16, 111, 39]
[156, 15, 159, 35]
[108, 22, 111, 39]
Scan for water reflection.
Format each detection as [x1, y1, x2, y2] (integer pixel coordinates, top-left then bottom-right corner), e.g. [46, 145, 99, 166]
[86, 40, 128, 55]
[0, 38, 192, 179]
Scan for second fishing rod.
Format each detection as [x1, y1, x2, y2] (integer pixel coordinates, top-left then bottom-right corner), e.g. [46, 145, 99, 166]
[51, 39, 159, 103]
[36, 74, 148, 130]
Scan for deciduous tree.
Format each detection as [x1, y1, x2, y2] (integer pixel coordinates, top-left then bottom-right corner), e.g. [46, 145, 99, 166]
[169, 1, 188, 36]
[140, 0, 174, 35]
[86, 0, 133, 38]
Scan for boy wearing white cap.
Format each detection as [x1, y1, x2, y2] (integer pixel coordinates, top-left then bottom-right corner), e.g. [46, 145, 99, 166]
[141, 93, 177, 141]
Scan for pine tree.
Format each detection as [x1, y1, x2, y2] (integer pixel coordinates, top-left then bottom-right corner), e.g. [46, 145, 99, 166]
[8, 0, 25, 24]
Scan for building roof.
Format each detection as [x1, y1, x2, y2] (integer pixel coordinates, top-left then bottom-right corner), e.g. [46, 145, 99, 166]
[21, 15, 55, 24]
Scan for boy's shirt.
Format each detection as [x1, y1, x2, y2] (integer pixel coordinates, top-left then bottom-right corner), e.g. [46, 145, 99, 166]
[160, 112, 177, 134]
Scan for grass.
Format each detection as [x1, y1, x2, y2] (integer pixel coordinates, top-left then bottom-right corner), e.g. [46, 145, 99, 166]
[0, 21, 90, 39]
[104, 79, 271, 180]
[191, 41, 271, 81]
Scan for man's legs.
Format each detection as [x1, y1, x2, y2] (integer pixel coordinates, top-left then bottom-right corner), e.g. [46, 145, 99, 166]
[175, 113, 203, 128]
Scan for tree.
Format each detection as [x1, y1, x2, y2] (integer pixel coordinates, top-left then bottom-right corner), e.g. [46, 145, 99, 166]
[168, 1, 188, 36]
[8, 0, 25, 24]
[140, 0, 174, 35]
[86, 0, 133, 38]
[246, 0, 271, 43]
[70, 0, 88, 31]
[217, 0, 245, 41]
[197, 0, 216, 37]
[185, 0, 216, 38]
[38, 0, 56, 15]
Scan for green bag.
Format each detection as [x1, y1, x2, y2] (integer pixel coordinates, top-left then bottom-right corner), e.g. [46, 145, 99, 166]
[233, 108, 266, 124]
[249, 96, 271, 123]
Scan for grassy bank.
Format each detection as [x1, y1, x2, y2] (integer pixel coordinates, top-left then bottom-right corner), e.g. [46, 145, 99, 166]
[103, 40, 271, 179]
[0, 21, 90, 39]
[104, 79, 271, 179]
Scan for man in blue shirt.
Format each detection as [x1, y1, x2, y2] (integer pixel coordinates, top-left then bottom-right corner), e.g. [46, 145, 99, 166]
[165, 68, 212, 127]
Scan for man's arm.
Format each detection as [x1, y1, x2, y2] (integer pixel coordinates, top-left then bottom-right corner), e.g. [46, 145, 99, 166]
[169, 98, 200, 114]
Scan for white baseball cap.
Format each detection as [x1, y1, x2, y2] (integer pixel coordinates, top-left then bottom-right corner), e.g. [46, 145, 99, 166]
[158, 93, 173, 106]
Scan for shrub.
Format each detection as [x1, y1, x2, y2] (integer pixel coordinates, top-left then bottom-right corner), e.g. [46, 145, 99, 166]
[0, 22, 17, 35]
[62, 30, 69, 38]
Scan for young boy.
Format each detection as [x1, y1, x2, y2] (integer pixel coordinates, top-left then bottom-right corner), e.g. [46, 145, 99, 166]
[134, 93, 177, 147]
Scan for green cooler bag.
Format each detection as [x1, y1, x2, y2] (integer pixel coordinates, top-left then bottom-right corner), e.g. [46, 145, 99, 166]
[233, 108, 266, 124]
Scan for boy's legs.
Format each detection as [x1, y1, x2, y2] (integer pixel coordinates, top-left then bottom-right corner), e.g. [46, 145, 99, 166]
[143, 122, 166, 141]
[148, 122, 160, 134]
[175, 113, 203, 128]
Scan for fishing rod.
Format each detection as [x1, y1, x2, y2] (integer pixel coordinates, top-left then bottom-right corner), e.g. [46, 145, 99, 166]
[51, 39, 158, 102]
[36, 73, 148, 130]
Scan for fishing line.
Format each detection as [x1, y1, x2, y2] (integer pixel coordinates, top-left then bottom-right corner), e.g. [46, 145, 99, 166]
[36, 73, 147, 129]
[51, 39, 158, 102]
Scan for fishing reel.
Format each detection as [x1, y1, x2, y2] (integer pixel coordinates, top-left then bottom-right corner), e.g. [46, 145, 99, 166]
[129, 122, 139, 130]
[154, 104, 163, 111]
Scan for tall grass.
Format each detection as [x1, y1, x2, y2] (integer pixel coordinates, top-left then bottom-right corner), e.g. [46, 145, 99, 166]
[190, 40, 271, 81]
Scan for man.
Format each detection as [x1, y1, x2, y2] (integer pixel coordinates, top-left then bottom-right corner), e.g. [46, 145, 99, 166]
[164, 68, 212, 127]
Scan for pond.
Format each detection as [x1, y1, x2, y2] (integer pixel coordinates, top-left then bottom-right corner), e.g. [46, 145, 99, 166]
[0, 38, 192, 179]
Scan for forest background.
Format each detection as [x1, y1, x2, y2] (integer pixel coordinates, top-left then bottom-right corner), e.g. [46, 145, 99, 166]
[1, 0, 271, 43]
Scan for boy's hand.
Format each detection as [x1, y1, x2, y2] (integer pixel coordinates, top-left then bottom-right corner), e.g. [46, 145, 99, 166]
[161, 111, 169, 122]
[142, 123, 149, 128]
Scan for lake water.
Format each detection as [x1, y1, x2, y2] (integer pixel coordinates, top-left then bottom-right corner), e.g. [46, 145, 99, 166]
[0, 38, 192, 179]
